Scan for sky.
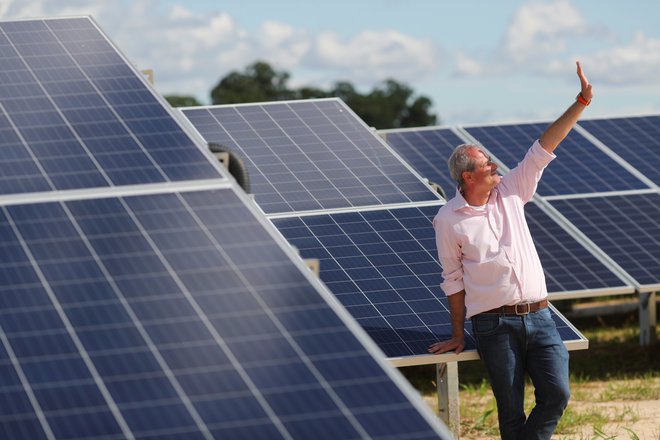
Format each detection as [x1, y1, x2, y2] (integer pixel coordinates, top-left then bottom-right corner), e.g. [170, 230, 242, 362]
[2, 0, 660, 126]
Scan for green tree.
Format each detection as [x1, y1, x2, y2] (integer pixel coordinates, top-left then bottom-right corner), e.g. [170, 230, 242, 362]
[209, 61, 438, 128]
[211, 61, 293, 105]
[165, 95, 202, 107]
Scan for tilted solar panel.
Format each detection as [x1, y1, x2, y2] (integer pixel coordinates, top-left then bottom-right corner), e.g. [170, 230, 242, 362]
[181, 99, 440, 214]
[273, 203, 589, 364]
[463, 122, 650, 196]
[549, 192, 660, 291]
[0, 17, 223, 196]
[0, 188, 452, 439]
[579, 115, 660, 187]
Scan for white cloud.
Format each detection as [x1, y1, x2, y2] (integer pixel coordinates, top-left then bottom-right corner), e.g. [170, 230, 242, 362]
[311, 29, 442, 86]
[454, 0, 598, 77]
[581, 32, 660, 85]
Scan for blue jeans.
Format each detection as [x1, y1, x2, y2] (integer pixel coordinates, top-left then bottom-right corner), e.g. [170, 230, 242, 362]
[471, 308, 570, 440]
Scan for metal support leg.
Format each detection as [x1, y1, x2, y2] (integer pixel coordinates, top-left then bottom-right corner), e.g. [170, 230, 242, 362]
[639, 291, 657, 345]
[437, 362, 460, 439]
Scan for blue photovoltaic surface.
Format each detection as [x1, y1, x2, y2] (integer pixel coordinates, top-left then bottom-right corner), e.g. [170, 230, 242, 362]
[273, 204, 586, 359]
[550, 193, 660, 289]
[273, 204, 470, 358]
[0, 17, 222, 195]
[464, 123, 649, 196]
[0, 188, 450, 439]
[181, 99, 439, 214]
[579, 115, 660, 186]
[524, 202, 630, 296]
[382, 128, 464, 196]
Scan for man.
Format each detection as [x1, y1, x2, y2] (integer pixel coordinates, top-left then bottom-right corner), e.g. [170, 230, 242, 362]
[428, 61, 593, 440]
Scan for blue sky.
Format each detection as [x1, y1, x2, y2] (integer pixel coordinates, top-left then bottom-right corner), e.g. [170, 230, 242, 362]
[3, 0, 660, 125]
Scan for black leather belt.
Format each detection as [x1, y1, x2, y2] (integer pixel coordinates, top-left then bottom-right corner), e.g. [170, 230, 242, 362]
[480, 299, 548, 316]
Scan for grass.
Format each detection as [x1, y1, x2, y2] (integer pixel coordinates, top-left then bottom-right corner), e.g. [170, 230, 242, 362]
[399, 311, 659, 439]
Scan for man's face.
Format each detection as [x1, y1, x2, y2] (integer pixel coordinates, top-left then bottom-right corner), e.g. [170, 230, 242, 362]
[465, 148, 500, 190]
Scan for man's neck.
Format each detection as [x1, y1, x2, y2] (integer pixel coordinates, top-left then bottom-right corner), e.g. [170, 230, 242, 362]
[463, 188, 491, 206]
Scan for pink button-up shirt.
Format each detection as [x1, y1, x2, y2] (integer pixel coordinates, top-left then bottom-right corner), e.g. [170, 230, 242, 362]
[433, 140, 555, 319]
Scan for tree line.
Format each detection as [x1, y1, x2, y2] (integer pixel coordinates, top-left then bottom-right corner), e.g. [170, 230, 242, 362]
[165, 61, 438, 129]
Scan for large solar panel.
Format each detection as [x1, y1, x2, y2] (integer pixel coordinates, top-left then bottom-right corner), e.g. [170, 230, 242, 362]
[272, 203, 589, 365]
[380, 127, 464, 196]
[181, 99, 440, 214]
[0, 17, 223, 196]
[462, 122, 651, 196]
[579, 115, 660, 187]
[0, 188, 452, 439]
[549, 192, 660, 292]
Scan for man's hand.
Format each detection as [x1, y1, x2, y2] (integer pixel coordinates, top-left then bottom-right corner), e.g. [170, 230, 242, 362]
[428, 336, 465, 355]
[577, 60, 593, 102]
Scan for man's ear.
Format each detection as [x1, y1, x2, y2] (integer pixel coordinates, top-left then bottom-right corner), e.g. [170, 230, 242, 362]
[462, 170, 472, 184]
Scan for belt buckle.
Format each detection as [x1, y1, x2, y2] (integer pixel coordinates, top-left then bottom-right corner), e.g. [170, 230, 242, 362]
[515, 303, 531, 315]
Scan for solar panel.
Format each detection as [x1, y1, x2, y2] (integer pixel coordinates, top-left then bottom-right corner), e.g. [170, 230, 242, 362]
[0, 17, 223, 196]
[380, 127, 464, 196]
[579, 115, 660, 187]
[549, 192, 660, 292]
[463, 122, 650, 196]
[0, 188, 452, 439]
[525, 202, 632, 298]
[181, 99, 440, 214]
[273, 204, 588, 364]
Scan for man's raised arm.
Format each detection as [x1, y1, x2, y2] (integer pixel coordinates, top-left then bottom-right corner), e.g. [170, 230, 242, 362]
[539, 61, 594, 153]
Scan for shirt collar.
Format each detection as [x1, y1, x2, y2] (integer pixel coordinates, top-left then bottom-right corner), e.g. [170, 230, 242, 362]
[450, 186, 498, 212]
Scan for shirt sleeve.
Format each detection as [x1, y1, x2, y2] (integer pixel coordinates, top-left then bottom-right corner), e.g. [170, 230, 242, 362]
[433, 215, 464, 296]
[500, 140, 556, 203]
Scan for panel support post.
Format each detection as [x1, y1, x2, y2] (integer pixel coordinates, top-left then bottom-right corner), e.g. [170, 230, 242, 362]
[437, 362, 460, 439]
[639, 291, 657, 346]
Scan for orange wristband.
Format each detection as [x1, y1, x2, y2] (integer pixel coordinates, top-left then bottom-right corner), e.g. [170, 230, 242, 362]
[576, 92, 591, 106]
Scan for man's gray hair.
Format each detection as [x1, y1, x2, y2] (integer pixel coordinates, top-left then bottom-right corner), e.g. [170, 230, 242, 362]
[448, 144, 485, 189]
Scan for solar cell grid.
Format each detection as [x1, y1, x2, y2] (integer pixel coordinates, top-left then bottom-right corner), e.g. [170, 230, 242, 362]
[464, 123, 650, 196]
[549, 192, 660, 290]
[0, 17, 223, 196]
[0, 188, 451, 439]
[181, 99, 439, 214]
[579, 115, 660, 187]
[274, 205, 474, 358]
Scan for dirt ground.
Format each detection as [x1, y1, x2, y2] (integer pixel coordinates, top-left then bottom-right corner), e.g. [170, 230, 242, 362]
[425, 390, 660, 439]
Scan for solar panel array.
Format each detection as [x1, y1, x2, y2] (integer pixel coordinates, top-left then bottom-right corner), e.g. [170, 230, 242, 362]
[181, 100, 439, 214]
[0, 16, 454, 440]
